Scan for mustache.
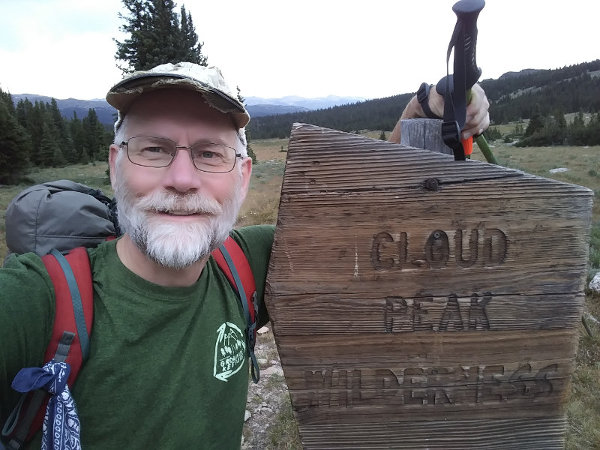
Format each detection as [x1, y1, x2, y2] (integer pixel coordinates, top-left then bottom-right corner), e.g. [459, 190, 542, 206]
[135, 191, 223, 216]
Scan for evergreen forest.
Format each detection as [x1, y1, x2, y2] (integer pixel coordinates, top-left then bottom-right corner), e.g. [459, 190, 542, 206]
[0, 90, 112, 184]
[246, 60, 600, 146]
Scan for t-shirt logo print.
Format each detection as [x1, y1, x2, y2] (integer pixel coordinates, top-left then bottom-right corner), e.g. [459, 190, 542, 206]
[213, 322, 246, 382]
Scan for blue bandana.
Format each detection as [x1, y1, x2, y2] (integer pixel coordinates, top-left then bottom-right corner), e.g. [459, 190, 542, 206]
[11, 361, 81, 450]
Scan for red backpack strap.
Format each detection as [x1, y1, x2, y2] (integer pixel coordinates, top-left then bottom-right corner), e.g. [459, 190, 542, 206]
[212, 236, 256, 324]
[211, 236, 259, 382]
[42, 247, 94, 374]
[3, 248, 94, 447]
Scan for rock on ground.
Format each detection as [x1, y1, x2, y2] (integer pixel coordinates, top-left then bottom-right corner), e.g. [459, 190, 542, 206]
[589, 272, 600, 293]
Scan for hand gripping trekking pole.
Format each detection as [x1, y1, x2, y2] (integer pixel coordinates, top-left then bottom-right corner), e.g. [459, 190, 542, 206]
[436, 0, 497, 164]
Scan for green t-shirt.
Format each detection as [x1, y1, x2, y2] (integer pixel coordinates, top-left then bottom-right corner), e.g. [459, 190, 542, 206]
[0, 225, 274, 449]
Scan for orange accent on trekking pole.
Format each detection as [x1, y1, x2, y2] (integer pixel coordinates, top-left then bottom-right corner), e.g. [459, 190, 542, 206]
[462, 136, 473, 157]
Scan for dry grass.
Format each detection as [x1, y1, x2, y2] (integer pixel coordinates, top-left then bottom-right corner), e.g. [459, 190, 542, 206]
[238, 139, 288, 227]
[1, 135, 598, 448]
[472, 142, 600, 223]
[250, 138, 290, 162]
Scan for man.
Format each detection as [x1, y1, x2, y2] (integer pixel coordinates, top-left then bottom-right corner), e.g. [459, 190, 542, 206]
[0, 62, 489, 449]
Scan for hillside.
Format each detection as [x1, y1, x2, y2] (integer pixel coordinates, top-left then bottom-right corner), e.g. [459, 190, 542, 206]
[247, 94, 413, 139]
[247, 60, 600, 139]
[480, 60, 600, 123]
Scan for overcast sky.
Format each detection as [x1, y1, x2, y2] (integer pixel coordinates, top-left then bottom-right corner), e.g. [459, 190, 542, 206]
[0, 0, 598, 101]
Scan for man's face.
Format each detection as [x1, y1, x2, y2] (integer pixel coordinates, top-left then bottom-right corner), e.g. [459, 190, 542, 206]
[109, 89, 252, 269]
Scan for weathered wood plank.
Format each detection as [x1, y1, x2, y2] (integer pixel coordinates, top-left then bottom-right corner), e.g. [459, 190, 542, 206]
[267, 293, 585, 335]
[264, 123, 593, 449]
[274, 329, 577, 365]
[298, 418, 566, 449]
[400, 118, 451, 154]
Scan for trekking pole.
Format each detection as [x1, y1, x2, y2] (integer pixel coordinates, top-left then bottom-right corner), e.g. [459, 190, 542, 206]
[469, 94, 499, 164]
[436, 0, 498, 164]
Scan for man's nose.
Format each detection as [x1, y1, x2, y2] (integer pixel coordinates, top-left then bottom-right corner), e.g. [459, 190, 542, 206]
[162, 148, 201, 193]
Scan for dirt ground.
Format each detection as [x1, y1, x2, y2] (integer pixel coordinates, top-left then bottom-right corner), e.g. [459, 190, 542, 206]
[242, 325, 295, 449]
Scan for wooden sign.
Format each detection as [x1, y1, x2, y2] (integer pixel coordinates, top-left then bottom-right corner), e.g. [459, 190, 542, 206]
[264, 124, 593, 448]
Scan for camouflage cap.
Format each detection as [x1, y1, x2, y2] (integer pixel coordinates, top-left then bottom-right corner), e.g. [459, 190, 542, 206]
[106, 62, 249, 131]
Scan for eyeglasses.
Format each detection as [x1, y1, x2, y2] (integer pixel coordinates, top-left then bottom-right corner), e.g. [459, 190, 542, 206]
[120, 136, 243, 173]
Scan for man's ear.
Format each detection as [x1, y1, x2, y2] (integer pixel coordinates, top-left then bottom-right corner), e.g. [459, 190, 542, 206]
[108, 144, 120, 188]
[238, 157, 252, 202]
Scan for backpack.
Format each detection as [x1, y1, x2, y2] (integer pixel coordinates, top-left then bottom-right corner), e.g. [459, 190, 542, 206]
[1, 181, 260, 450]
[4, 180, 120, 258]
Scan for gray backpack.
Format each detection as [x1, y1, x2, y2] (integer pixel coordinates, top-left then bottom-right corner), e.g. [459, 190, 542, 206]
[4, 180, 119, 258]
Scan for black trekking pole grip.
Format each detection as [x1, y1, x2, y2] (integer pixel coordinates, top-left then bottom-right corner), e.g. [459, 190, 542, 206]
[453, 0, 484, 89]
[435, 0, 497, 164]
[453, 0, 498, 164]
[436, 0, 485, 97]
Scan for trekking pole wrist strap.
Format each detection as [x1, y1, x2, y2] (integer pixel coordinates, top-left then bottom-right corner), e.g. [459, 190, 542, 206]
[417, 82, 442, 119]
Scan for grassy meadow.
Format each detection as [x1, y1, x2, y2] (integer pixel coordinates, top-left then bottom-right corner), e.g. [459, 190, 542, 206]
[1, 134, 599, 448]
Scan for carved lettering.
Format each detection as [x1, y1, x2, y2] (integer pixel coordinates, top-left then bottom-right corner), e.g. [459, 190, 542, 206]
[534, 364, 557, 398]
[371, 231, 394, 270]
[297, 363, 558, 410]
[385, 297, 408, 333]
[383, 293, 491, 332]
[484, 363, 559, 402]
[455, 229, 479, 267]
[370, 227, 507, 271]
[468, 293, 491, 330]
[384, 296, 432, 332]
[439, 294, 464, 331]
[413, 297, 433, 331]
[483, 228, 508, 265]
[424, 230, 449, 269]
[371, 231, 407, 270]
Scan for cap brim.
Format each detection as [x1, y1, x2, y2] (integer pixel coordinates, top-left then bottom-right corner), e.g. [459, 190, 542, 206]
[106, 73, 250, 129]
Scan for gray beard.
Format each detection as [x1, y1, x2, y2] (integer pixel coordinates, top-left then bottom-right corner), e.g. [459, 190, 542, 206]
[114, 172, 243, 269]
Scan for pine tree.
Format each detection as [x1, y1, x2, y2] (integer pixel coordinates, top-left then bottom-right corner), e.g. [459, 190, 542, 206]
[554, 109, 567, 131]
[115, 0, 208, 73]
[50, 98, 75, 162]
[568, 112, 587, 145]
[68, 112, 84, 163]
[15, 98, 33, 130]
[0, 92, 30, 184]
[52, 145, 67, 167]
[114, 0, 150, 72]
[0, 89, 15, 115]
[146, 0, 179, 68]
[26, 101, 48, 166]
[178, 6, 207, 65]
[82, 109, 108, 162]
[524, 115, 544, 137]
[38, 123, 60, 167]
[589, 113, 600, 145]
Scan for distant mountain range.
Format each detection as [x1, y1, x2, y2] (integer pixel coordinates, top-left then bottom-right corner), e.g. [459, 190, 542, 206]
[245, 95, 365, 111]
[10, 60, 600, 138]
[11, 95, 118, 126]
[10, 93, 365, 127]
